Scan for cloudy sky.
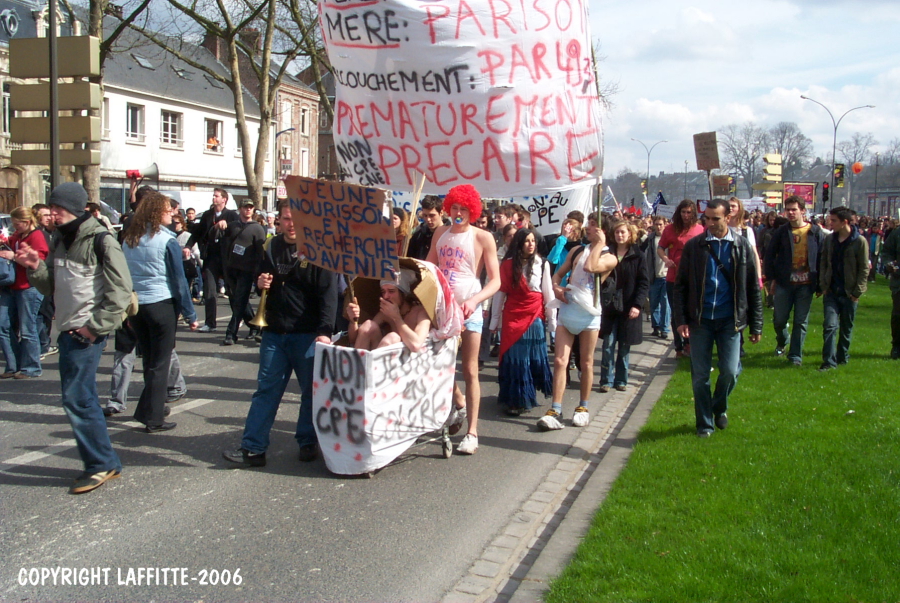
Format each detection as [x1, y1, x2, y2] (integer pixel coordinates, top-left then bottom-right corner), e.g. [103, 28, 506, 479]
[589, 0, 900, 178]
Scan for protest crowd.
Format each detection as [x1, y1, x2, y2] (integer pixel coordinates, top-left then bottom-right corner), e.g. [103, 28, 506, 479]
[3, 180, 900, 494]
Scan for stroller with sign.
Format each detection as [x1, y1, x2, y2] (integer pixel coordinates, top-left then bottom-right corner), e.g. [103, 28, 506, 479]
[312, 258, 463, 476]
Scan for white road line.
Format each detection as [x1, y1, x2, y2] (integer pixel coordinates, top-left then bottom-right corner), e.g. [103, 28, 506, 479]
[0, 398, 219, 470]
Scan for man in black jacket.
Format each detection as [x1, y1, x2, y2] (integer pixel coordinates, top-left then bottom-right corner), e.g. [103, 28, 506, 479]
[673, 199, 763, 438]
[223, 200, 339, 467]
[183, 188, 238, 332]
[221, 200, 266, 345]
[406, 196, 444, 260]
[763, 195, 824, 365]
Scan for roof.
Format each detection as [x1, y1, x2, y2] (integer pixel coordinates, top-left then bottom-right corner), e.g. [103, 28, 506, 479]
[101, 20, 261, 117]
[0, 0, 75, 46]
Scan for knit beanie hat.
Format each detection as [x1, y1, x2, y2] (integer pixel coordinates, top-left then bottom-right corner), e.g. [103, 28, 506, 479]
[48, 182, 88, 217]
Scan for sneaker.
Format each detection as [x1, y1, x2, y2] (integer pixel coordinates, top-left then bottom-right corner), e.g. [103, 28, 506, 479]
[615, 385, 627, 392]
[714, 413, 728, 430]
[166, 391, 186, 403]
[658, 331, 669, 340]
[13, 373, 39, 379]
[198, 325, 217, 333]
[696, 430, 713, 438]
[223, 448, 266, 468]
[456, 433, 478, 455]
[222, 337, 235, 346]
[537, 409, 564, 431]
[446, 405, 467, 436]
[298, 444, 319, 462]
[0, 371, 16, 379]
[818, 363, 835, 372]
[40, 346, 59, 360]
[572, 406, 590, 427]
[775, 346, 785, 357]
[791, 359, 802, 366]
[598, 385, 610, 393]
[69, 469, 121, 494]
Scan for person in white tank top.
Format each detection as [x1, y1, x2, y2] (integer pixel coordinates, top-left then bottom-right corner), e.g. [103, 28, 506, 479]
[426, 185, 500, 455]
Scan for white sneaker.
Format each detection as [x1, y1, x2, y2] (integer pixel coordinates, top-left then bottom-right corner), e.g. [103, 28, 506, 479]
[572, 406, 590, 427]
[537, 409, 565, 431]
[198, 325, 217, 333]
[446, 405, 467, 435]
[456, 433, 478, 455]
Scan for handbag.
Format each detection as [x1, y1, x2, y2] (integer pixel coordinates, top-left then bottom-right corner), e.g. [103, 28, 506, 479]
[0, 256, 15, 288]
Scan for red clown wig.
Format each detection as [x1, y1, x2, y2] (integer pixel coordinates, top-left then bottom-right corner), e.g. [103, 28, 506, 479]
[442, 184, 482, 224]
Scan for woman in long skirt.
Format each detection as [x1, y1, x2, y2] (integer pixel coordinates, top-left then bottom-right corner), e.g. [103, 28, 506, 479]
[491, 228, 554, 415]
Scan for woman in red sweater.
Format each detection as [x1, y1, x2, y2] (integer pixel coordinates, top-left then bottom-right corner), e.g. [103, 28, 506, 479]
[0, 206, 50, 378]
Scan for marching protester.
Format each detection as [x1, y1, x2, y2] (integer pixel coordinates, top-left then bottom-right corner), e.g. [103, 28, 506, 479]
[539, 213, 617, 431]
[642, 215, 670, 339]
[184, 188, 238, 333]
[764, 195, 824, 365]
[490, 228, 554, 416]
[406, 196, 444, 261]
[0, 207, 48, 379]
[222, 200, 267, 346]
[427, 184, 501, 455]
[817, 207, 869, 371]
[392, 206, 410, 253]
[223, 201, 339, 467]
[122, 193, 198, 433]
[658, 199, 704, 357]
[598, 221, 649, 393]
[881, 223, 900, 359]
[16, 182, 132, 493]
[673, 199, 763, 438]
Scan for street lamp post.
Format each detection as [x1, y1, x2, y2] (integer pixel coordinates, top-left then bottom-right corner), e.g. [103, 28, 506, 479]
[631, 138, 667, 205]
[874, 151, 879, 216]
[800, 95, 874, 210]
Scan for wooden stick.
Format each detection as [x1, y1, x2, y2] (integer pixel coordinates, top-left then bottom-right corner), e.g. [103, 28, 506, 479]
[401, 171, 428, 257]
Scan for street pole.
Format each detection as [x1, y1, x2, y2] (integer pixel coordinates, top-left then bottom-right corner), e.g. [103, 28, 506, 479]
[49, 0, 59, 189]
[874, 151, 879, 216]
[800, 95, 874, 210]
[631, 138, 667, 204]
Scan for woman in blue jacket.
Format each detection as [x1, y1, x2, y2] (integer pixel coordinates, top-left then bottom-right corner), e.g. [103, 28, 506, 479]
[123, 193, 198, 433]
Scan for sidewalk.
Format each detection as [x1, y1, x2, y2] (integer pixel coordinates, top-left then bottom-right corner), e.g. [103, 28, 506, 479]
[441, 335, 677, 603]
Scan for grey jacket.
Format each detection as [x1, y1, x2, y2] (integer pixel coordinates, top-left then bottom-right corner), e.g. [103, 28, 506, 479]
[28, 216, 133, 337]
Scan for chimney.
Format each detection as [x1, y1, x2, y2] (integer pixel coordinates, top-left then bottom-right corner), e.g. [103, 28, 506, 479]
[239, 28, 261, 57]
[202, 31, 226, 61]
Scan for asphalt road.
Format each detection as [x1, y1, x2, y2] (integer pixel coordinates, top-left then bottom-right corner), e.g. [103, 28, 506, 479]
[1, 298, 600, 603]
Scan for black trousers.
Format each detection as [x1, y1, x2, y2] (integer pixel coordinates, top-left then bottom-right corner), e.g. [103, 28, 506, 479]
[892, 290, 900, 348]
[202, 256, 225, 328]
[225, 268, 256, 340]
[131, 299, 177, 428]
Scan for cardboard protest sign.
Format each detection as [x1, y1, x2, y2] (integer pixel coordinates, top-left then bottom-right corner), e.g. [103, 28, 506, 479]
[286, 176, 398, 280]
[509, 185, 595, 236]
[655, 204, 676, 220]
[313, 338, 457, 475]
[319, 0, 604, 198]
[693, 132, 720, 171]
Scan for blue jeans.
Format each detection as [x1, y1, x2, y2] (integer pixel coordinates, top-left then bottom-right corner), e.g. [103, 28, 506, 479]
[0, 287, 44, 376]
[689, 317, 741, 433]
[649, 277, 669, 333]
[58, 331, 121, 474]
[822, 292, 858, 368]
[772, 283, 814, 361]
[599, 328, 631, 388]
[241, 331, 317, 454]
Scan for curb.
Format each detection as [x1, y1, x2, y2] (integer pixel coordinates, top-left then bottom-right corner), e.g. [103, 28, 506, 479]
[441, 339, 676, 603]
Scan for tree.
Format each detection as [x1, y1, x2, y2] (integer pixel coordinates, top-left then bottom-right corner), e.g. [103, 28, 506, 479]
[767, 122, 813, 179]
[837, 132, 877, 167]
[131, 0, 323, 206]
[718, 122, 768, 197]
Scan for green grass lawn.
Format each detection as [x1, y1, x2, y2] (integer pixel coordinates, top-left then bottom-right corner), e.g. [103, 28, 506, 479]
[547, 280, 900, 603]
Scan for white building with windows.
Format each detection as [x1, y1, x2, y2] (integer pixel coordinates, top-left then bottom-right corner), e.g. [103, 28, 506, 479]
[99, 32, 277, 213]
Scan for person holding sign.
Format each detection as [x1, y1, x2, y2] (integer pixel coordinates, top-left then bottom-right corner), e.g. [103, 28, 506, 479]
[426, 184, 500, 455]
[346, 268, 431, 352]
[223, 201, 339, 468]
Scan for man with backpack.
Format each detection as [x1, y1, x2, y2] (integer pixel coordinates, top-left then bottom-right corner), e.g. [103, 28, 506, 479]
[16, 182, 133, 494]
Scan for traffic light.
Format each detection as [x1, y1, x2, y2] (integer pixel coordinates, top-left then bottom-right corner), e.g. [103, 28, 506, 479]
[834, 164, 845, 187]
[822, 181, 830, 204]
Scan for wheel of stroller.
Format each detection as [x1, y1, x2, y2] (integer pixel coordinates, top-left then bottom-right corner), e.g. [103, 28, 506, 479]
[443, 440, 453, 458]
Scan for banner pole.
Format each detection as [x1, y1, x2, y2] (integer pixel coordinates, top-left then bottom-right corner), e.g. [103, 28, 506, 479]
[402, 171, 427, 257]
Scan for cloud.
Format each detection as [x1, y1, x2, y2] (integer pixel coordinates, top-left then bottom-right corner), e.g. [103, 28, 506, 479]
[621, 7, 739, 63]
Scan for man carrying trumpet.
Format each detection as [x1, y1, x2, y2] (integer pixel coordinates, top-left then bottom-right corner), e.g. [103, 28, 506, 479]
[223, 200, 339, 468]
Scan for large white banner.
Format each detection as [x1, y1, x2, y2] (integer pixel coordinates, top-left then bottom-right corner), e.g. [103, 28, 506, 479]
[320, 0, 604, 198]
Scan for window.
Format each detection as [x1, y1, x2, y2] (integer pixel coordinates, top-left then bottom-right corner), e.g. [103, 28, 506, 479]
[126, 103, 145, 142]
[132, 54, 155, 70]
[281, 100, 292, 130]
[2, 83, 10, 136]
[160, 110, 183, 148]
[205, 119, 222, 153]
[234, 124, 242, 155]
[281, 144, 291, 161]
[300, 106, 309, 136]
[300, 148, 310, 177]
[102, 97, 110, 139]
[171, 66, 192, 80]
[319, 110, 329, 130]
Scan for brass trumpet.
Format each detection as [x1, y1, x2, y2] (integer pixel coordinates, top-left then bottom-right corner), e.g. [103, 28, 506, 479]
[249, 288, 269, 328]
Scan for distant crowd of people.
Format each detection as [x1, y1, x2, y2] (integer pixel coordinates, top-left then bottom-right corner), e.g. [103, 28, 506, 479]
[4, 181, 899, 494]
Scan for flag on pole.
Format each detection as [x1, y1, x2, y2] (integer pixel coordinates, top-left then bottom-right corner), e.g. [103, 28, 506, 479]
[602, 185, 620, 211]
[652, 191, 667, 214]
